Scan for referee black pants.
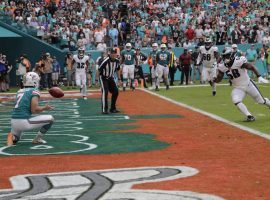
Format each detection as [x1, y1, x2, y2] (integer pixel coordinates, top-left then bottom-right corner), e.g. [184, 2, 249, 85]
[180, 65, 190, 85]
[99, 76, 119, 113]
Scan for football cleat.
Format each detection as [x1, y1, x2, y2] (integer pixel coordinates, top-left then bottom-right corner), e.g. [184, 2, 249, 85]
[102, 111, 109, 114]
[166, 85, 169, 90]
[245, 115, 255, 122]
[155, 86, 159, 91]
[110, 109, 120, 113]
[212, 91, 216, 96]
[83, 96, 87, 100]
[32, 138, 47, 144]
[7, 132, 13, 146]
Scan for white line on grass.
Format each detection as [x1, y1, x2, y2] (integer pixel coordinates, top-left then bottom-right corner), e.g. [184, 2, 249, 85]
[141, 89, 270, 141]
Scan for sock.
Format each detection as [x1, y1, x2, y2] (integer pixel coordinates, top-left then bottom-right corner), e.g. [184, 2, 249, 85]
[212, 82, 216, 92]
[131, 79, 135, 88]
[123, 78, 127, 88]
[236, 102, 252, 117]
[82, 85, 86, 96]
[33, 131, 43, 141]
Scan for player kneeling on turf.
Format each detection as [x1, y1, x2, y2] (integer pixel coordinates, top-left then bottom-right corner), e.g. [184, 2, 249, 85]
[7, 72, 54, 146]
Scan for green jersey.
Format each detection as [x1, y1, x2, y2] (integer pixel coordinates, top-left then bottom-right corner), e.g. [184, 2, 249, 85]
[121, 49, 136, 65]
[88, 58, 95, 73]
[12, 88, 40, 119]
[156, 50, 170, 66]
[149, 50, 158, 66]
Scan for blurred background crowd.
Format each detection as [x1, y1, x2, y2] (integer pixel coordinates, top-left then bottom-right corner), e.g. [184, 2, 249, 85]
[0, 0, 270, 51]
[1, 0, 270, 92]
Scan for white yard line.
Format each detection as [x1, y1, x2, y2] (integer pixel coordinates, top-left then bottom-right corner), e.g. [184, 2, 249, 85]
[141, 88, 270, 141]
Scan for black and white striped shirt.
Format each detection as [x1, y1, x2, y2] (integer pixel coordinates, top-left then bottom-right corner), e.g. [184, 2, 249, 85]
[98, 57, 120, 79]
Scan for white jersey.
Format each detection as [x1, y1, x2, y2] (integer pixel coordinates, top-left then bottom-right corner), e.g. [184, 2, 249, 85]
[218, 56, 250, 89]
[198, 46, 218, 68]
[73, 55, 89, 73]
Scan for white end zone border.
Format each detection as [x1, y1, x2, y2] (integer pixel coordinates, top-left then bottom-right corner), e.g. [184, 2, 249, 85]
[141, 88, 270, 141]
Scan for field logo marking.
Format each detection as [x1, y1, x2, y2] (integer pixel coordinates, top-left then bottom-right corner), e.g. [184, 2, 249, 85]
[0, 166, 225, 200]
[30, 145, 53, 150]
[0, 134, 98, 156]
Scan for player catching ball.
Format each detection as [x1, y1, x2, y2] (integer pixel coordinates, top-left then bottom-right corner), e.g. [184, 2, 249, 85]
[7, 72, 54, 146]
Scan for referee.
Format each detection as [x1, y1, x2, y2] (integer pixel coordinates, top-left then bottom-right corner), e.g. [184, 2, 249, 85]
[96, 49, 122, 114]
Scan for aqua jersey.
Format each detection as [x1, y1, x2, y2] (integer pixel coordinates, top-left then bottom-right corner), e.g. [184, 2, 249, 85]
[12, 88, 40, 119]
[121, 49, 136, 65]
[156, 50, 170, 66]
[149, 50, 158, 66]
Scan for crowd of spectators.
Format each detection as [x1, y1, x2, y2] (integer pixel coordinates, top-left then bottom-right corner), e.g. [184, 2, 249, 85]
[1, 0, 270, 92]
[0, 0, 270, 52]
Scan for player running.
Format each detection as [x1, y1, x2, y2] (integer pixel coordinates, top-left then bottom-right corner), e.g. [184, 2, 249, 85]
[121, 43, 138, 91]
[7, 72, 54, 146]
[72, 47, 89, 99]
[148, 43, 159, 90]
[197, 37, 219, 96]
[156, 44, 171, 91]
[214, 48, 270, 122]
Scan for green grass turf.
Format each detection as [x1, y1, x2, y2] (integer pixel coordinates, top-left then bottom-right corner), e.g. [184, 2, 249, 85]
[158, 83, 270, 134]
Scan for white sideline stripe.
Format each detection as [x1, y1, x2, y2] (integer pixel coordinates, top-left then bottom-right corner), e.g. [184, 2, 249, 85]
[141, 88, 270, 141]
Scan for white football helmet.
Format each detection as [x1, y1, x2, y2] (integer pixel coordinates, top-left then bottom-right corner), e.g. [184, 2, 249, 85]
[160, 43, 166, 51]
[231, 44, 238, 52]
[23, 72, 40, 88]
[222, 47, 236, 67]
[125, 43, 132, 50]
[78, 47, 85, 59]
[204, 37, 212, 49]
[152, 43, 158, 51]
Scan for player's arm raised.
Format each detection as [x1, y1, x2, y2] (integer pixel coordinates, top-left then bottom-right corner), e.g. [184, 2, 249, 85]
[31, 96, 54, 114]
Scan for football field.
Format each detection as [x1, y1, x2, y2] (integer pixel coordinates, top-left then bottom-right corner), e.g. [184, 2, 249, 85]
[0, 84, 270, 199]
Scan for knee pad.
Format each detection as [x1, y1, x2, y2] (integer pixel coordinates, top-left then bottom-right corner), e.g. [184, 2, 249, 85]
[234, 102, 241, 106]
[13, 134, 19, 144]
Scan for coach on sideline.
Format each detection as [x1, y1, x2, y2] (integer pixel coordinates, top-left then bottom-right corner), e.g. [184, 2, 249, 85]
[96, 49, 122, 114]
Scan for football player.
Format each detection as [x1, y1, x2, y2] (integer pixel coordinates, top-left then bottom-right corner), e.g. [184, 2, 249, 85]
[197, 37, 219, 96]
[120, 43, 138, 91]
[7, 72, 54, 146]
[214, 48, 270, 122]
[148, 43, 159, 90]
[156, 44, 171, 91]
[72, 47, 89, 99]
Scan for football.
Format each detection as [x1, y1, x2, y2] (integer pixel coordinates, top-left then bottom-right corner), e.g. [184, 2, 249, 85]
[48, 87, 64, 98]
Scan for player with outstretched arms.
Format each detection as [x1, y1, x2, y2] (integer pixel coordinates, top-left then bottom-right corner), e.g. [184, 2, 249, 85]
[7, 72, 54, 146]
[72, 47, 89, 99]
[196, 37, 219, 96]
[214, 48, 270, 122]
